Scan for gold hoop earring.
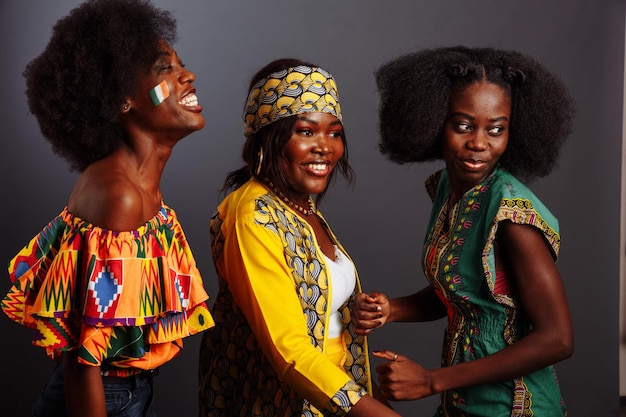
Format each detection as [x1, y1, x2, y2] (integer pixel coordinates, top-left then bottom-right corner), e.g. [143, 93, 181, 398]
[255, 147, 264, 176]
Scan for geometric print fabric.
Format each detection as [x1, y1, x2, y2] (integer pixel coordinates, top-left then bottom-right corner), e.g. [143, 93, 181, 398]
[2, 204, 213, 375]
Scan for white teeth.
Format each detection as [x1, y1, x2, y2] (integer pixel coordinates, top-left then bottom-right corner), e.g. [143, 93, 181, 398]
[178, 93, 198, 106]
[307, 163, 327, 171]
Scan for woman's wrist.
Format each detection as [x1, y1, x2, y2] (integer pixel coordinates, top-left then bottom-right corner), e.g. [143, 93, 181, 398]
[386, 299, 396, 323]
[427, 367, 445, 396]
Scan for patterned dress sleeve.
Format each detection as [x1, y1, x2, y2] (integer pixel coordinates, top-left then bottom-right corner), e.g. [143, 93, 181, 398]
[482, 169, 561, 306]
[2, 205, 213, 375]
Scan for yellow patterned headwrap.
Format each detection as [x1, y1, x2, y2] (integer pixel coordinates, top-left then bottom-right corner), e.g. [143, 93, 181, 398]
[244, 65, 342, 137]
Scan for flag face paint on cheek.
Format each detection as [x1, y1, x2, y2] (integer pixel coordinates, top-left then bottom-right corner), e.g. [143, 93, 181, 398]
[149, 80, 170, 105]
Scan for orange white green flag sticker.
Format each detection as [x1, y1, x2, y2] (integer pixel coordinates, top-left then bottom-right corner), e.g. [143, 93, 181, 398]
[150, 80, 170, 105]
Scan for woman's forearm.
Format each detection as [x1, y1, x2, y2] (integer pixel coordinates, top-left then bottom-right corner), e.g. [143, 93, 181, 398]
[429, 330, 573, 395]
[389, 286, 446, 323]
[63, 352, 107, 417]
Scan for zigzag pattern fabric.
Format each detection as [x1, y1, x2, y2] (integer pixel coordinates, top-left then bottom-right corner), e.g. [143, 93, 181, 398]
[3, 204, 213, 376]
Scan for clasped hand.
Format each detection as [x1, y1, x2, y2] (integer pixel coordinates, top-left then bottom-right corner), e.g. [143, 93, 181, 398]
[351, 292, 435, 400]
[371, 351, 435, 401]
[350, 291, 389, 334]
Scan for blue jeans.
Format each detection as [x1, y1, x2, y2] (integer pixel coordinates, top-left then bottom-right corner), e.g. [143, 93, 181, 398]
[32, 364, 156, 417]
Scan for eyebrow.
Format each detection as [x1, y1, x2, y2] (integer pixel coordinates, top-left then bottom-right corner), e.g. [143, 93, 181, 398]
[154, 52, 171, 64]
[155, 47, 179, 60]
[449, 112, 509, 122]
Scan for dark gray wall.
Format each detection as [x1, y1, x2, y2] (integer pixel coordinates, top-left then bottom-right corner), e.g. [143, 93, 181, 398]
[1, 1, 623, 416]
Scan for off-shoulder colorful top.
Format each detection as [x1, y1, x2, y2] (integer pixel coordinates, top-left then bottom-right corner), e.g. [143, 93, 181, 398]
[2, 204, 214, 377]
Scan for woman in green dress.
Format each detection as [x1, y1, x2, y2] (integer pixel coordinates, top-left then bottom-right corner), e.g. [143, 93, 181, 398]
[351, 46, 576, 416]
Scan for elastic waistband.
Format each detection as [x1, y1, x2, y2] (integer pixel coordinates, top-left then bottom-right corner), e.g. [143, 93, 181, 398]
[101, 368, 159, 385]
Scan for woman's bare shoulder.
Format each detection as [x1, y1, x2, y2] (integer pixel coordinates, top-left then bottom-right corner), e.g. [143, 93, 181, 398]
[68, 163, 145, 231]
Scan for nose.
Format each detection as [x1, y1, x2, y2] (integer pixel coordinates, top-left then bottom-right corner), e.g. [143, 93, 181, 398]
[178, 67, 196, 84]
[313, 134, 332, 154]
[467, 130, 488, 151]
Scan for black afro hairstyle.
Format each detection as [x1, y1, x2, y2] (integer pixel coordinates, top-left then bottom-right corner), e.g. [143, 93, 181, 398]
[24, 0, 177, 172]
[376, 46, 576, 182]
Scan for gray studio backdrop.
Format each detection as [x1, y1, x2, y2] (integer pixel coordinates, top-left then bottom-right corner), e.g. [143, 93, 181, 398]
[1, 1, 623, 416]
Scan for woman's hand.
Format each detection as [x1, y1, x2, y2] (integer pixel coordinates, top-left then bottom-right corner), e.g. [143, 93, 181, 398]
[395, 223, 575, 396]
[350, 291, 390, 335]
[372, 350, 435, 401]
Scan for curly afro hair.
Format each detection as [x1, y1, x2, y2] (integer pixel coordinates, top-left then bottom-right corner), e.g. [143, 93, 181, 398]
[376, 46, 576, 182]
[24, 0, 177, 172]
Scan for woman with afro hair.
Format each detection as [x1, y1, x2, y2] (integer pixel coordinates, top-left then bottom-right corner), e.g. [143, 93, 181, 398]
[2, 1, 214, 416]
[351, 46, 576, 416]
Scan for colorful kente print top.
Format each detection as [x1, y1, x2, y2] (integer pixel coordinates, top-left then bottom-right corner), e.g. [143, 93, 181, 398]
[198, 179, 370, 417]
[2, 204, 214, 377]
[423, 167, 566, 417]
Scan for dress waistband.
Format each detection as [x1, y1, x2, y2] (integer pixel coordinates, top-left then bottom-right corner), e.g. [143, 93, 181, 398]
[101, 368, 159, 385]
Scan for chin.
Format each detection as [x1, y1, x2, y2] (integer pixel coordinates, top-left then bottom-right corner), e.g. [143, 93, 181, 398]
[300, 186, 324, 196]
[192, 120, 206, 131]
[311, 180, 331, 194]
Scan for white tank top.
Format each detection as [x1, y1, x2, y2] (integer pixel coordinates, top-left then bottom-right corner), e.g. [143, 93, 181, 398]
[322, 246, 357, 338]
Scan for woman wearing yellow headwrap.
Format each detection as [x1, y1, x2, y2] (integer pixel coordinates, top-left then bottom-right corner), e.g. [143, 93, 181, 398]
[198, 58, 400, 417]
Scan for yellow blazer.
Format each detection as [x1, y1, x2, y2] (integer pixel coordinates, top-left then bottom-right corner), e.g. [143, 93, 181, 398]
[199, 179, 372, 416]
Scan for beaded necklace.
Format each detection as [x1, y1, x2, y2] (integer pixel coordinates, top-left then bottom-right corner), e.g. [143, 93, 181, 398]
[262, 178, 315, 216]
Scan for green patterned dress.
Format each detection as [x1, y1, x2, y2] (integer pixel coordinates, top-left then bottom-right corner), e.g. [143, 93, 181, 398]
[423, 167, 566, 417]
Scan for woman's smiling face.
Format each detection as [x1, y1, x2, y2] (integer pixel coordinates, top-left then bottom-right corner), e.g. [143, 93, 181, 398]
[124, 41, 205, 142]
[281, 112, 344, 205]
